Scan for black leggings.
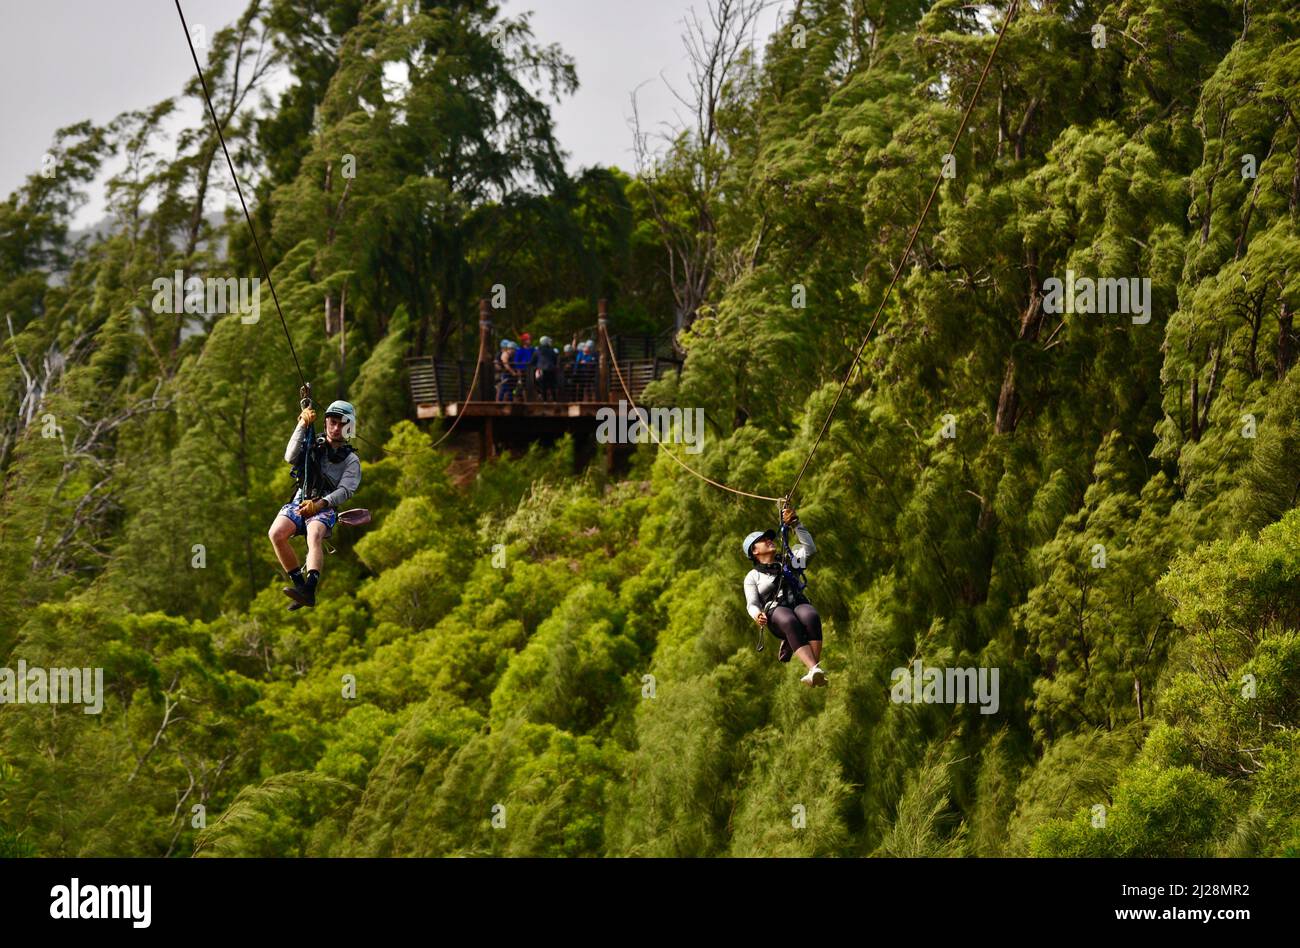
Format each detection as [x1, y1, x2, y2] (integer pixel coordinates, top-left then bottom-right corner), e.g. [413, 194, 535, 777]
[538, 368, 557, 400]
[769, 602, 822, 653]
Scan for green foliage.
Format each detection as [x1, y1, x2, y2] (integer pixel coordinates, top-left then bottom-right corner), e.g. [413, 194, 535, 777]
[489, 582, 637, 735]
[1032, 763, 1233, 857]
[872, 758, 969, 858]
[6, 0, 1300, 860]
[194, 771, 359, 857]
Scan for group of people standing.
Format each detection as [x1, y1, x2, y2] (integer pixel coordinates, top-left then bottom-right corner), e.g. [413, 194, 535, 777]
[496, 332, 598, 402]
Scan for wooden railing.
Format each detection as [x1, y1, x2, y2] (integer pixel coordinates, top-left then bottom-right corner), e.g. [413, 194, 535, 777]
[405, 301, 683, 416]
[407, 354, 677, 407]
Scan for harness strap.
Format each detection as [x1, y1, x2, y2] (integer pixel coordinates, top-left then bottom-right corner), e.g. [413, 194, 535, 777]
[294, 437, 354, 501]
[778, 503, 808, 598]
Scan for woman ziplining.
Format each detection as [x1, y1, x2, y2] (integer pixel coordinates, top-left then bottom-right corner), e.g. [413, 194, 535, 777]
[742, 502, 826, 687]
[597, 1, 1019, 679]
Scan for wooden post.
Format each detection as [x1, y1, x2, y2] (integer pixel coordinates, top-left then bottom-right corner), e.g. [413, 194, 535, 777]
[597, 298, 610, 403]
[477, 298, 497, 460]
[477, 298, 493, 402]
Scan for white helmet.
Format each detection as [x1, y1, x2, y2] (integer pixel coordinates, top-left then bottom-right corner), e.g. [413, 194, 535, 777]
[742, 529, 776, 558]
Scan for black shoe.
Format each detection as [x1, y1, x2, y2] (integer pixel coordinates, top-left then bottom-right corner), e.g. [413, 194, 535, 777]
[282, 584, 316, 609]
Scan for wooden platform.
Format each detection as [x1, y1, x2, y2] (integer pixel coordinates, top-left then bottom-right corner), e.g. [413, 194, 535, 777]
[416, 400, 630, 419]
[405, 311, 682, 469]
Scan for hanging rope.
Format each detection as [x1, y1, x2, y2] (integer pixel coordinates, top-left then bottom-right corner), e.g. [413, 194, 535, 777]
[339, 328, 484, 458]
[604, 334, 783, 502]
[429, 349, 484, 449]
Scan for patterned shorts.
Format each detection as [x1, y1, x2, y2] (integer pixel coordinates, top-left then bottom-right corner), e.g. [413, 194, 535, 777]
[277, 502, 338, 538]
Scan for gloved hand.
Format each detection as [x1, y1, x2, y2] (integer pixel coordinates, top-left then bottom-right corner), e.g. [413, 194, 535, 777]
[299, 407, 317, 426]
[781, 504, 797, 525]
[298, 498, 328, 518]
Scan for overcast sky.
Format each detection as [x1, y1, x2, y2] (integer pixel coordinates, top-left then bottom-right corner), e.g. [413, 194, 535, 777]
[0, 0, 784, 228]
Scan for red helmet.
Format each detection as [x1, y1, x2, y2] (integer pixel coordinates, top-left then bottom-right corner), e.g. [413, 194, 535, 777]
[520, 332, 531, 343]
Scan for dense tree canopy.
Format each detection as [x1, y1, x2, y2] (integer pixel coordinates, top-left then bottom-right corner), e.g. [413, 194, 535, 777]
[2, 0, 1298, 858]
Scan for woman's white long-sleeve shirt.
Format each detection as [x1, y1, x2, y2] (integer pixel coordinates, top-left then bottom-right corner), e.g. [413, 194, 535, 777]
[743, 522, 816, 619]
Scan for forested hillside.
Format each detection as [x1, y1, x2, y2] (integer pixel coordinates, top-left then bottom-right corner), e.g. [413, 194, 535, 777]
[2, 0, 1298, 857]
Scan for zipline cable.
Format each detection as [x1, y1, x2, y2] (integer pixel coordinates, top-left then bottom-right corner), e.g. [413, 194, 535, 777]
[180, 0, 481, 461]
[612, 0, 1019, 508]
[785, 0, 1020, 505]
[175, 0, 307, 391]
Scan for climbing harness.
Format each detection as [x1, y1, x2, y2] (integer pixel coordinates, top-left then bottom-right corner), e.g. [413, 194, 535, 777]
[743, 502, 811, 654]
[280, 383, 371, 532]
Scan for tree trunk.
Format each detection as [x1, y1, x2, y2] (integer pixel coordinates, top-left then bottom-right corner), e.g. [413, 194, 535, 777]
[1279, 300, 1295, 379]
[1190, 374, 1200, 441]
[994, 249, 1044, 434]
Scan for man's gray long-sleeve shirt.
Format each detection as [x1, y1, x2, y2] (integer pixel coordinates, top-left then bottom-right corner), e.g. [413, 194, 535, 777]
[285, 422, 361, 508]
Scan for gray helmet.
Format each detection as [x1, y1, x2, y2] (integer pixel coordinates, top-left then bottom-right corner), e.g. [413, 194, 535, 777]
[325, 400, 355, 422]
[742, 529, 776, 559]
[540, 335, 553, 347]
[563, 343, 574, 353]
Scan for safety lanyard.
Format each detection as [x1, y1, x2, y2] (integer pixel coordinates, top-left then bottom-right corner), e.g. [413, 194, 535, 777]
[778, 522, 807, 594]
[296, 383, 314, 504]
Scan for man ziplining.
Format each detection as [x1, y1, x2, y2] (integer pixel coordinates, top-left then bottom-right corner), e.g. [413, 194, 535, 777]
[268, 400, 362, 610]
